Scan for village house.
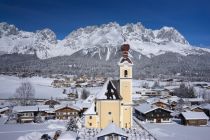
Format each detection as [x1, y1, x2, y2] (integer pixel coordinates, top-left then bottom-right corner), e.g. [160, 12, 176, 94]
[84, 43, 133, 129]
[13, 105, 52, 123]
[0, 107, 10, 115]
[180, 112, 209, 126]
[54, 105, 81, 120]
[44, 99, 60, 107]
[190, 106, 205, 112]
[183, 98, 204, 106]
[135, 103, 173, 123]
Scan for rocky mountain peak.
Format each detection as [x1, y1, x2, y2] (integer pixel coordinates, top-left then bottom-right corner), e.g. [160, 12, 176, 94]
[36, 28, 57, 44]
[156, 26, 189, 45]
[0, 22, 19, 37]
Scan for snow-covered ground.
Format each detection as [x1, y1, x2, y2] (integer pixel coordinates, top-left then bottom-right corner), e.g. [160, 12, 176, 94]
[0, 75, 67, 99]
[0, 75, 103, 99]
[0, 120, 67, 140]
[140, 121, 210, 140]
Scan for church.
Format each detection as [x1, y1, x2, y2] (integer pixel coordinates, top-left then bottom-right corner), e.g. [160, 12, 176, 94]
[84, 43, 133, 129]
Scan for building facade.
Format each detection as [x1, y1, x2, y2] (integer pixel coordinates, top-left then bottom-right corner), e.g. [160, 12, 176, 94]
[84, 43, 133, 129]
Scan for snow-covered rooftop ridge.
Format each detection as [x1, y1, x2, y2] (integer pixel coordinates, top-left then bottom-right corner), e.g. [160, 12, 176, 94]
[83, 102, 96, 115]
[151, 99, 170, 105]
[181, 112, 209, 120]
[95, 123, 128, 138]
[0, 107, 9, 113]
[135, 103, 173, 114]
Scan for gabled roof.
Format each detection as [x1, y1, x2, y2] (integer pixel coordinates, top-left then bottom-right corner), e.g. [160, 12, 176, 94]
[96, 79, 122, 100]
[181, 112, 209, 120]
[135, 103, 173, 114]
[95, 123, 128, 138]
[54, 105, 81, 111]
[190, 105, 203, 111]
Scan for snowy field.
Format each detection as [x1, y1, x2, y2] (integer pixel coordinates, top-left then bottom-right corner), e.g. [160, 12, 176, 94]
[140, 121, 210, 140]
[0, 75, 66, 99]
[0, 75, 102, 99]
[0, 120, 67, 140]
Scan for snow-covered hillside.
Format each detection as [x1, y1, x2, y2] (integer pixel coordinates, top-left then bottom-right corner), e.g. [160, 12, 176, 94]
[0, 22, 210, 59]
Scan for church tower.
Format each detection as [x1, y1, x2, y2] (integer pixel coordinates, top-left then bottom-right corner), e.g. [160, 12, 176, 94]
[119, 44, 133, 128]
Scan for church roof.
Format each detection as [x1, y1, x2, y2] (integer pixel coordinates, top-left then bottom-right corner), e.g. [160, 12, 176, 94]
[96, 79, 122, 100]
[95, 123, 128, 138]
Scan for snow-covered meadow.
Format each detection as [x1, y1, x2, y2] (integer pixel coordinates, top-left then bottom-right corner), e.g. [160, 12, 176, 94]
[0, 75, 67, 99]
[140, 121, 210, 140]
[0, 120, 67, 140]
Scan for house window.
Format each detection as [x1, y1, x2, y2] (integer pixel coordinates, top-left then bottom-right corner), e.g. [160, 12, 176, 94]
[108, 112, 112, 115]
[124, 70, 128, 77]
[89, 123, 92, 126]
[89, 116, 92, 119]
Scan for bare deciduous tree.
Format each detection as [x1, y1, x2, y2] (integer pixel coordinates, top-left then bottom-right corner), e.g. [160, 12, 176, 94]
[14, 81, 35, 106]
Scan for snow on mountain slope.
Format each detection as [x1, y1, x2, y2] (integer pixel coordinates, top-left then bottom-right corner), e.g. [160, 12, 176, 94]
[0, 22, 209, 59]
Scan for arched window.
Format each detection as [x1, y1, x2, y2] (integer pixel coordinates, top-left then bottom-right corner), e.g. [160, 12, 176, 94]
[124, 70, 128, 77]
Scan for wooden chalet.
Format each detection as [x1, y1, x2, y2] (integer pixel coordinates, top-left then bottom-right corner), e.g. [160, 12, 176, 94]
[135, 103, 173, 123]
[54, 105, 81, 120]
[180, 112, 209, 126]
[0, 107, 10, 115]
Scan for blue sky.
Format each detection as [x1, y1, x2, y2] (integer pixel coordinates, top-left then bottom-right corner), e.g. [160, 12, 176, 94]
[0, 0, 210, 47]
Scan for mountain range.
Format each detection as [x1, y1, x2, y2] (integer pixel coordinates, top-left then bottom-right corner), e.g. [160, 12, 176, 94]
[0, 22, 210, 80]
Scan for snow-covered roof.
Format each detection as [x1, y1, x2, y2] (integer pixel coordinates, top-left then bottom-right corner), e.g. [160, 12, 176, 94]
[168, 96, 180, 103]
[152, 99, 170, 105]
[0, 107, 9, 113]
[13, 105, 50, 113]
[164, 85, 179, 91]
[96, 80, 109, 99]
[183, 98, 204, 102]
[83, 102, 96, 115]
[181, 112, 209, 120]
[95, 123, 128, 138]
[135, 103, 173, 114]
[190, 105, 203, 110]
[202, 104, 210, 110]
[54, 105, 81, 111]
